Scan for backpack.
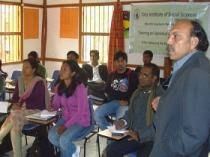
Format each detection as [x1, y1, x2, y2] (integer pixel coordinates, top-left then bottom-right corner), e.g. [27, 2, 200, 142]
[26, 136, 55, 157]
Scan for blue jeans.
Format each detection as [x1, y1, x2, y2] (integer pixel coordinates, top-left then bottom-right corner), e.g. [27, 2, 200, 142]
[48, 119, 88, 157]
[94, 100, 128, 130]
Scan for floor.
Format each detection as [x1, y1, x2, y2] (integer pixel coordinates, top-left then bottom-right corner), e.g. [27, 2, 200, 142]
[3, 134, 107, 157]
[2, 134, 210, 157]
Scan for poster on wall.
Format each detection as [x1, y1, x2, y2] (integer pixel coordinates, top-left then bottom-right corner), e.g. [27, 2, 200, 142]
[129, 3, 210, 54]
[123, 11, 130, 38]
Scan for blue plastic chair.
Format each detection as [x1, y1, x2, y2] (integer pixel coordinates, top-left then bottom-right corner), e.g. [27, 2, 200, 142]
[22, 123, 41, 145]
[74, 99, 99, 157]
[11, 70, 22, 82]
[49, 70, 60, 90]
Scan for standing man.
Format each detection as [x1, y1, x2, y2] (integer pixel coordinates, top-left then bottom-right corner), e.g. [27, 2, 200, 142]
[150, 19, 210, 157]
[94, 51, 138, 130]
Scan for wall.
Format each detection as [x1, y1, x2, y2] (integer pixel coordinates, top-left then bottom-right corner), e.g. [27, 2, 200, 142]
[3, 0, 210, 78]
[47, 0, 79, 5]
[2, 1, 43, 78]
[23, 0, 43, 4]
[23, 7, 43, 59]
[46, 8, 79, 59]
[0, 0, 43, 3]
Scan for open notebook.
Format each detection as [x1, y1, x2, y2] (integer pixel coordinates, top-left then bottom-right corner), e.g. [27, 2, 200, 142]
[0, 101, 11, 113]
[26, 110, 57, 121]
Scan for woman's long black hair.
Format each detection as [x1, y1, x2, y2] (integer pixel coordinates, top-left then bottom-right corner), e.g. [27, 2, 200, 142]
[57, 60, 87, 97]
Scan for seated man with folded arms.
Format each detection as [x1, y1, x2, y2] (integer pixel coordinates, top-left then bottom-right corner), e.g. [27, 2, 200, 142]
[83, 50, 108, 104]
[105, 63, 164, 157]
[94, 51, 138, 130]
[89, 50, 108, 82]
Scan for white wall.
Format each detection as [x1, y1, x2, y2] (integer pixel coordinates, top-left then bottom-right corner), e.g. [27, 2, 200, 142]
[3, 0, 210, 78]
[47, 0, 79, 5]
[46, 8, 79, 59]
[23, 0, 43, 5]
[45, 61, 62, 78]
[0, 0, 43, 3]
[82, 0, 116, 3]
[2, 64, 22, 78]
[1, 0, 20, 2]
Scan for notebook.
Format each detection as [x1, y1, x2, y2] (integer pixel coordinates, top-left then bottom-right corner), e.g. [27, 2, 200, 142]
[0, 101, 11, 113]
[26, 110, 57, 121]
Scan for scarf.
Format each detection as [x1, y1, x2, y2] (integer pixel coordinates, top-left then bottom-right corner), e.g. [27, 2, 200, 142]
[18, 76, 50, 109]
[129, 85, 156, 127]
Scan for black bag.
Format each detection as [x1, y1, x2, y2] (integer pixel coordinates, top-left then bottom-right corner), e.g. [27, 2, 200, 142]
[26, 136, 55, 157]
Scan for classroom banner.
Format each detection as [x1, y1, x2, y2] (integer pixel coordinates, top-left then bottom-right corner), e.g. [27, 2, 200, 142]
[129, 3, 209, 54]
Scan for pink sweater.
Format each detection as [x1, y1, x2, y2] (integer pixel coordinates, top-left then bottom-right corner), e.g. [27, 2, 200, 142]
[52, 83, 90, 128]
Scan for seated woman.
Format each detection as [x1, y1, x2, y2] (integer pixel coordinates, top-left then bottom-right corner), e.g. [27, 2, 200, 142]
[48, 60, 90, 157]
[0, 59, 49, 157]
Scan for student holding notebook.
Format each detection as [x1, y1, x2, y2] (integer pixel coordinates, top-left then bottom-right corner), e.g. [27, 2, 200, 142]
[0, 59, 49, 157]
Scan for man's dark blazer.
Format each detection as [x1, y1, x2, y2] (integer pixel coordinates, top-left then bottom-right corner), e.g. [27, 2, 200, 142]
[150, 52, 210, 157]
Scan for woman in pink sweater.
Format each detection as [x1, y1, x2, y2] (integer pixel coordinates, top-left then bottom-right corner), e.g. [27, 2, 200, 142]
[48, 60, 90, 157]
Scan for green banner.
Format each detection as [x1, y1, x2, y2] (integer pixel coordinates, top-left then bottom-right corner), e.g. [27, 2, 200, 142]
[129, 3, 209, 54]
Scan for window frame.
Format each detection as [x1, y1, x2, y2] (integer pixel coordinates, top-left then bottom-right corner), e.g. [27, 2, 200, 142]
[80, 3, 114, 64]
[0, 2, 23, 64]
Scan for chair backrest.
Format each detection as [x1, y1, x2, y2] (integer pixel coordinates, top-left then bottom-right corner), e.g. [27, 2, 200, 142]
[82, 64, 93, 80]
[11, 70, 22, 81]
[98, 64, 108, 82]
[49, 70, 60, 90]
[52, 70, 59, 80]
[88, 98, 96, 126]
[74, 98, 95, 141]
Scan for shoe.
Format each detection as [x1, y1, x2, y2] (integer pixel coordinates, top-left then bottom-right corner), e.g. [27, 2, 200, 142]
[72, 145, 80, 157]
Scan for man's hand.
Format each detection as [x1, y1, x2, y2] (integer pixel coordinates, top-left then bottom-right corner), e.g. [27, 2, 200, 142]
[119, 100, 128, 106]
[114, 119, 126, 130]
[126, 130, 139, 141]
[151, 96, 160, 111]
[57, 125, 66, 135]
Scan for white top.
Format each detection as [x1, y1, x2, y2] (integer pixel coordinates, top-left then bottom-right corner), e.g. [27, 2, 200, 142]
[92, 64, 103, 82]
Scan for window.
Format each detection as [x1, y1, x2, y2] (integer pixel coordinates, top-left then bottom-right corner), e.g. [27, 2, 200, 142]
[82, 5, 113, 63]
[0, 4, 21, 63]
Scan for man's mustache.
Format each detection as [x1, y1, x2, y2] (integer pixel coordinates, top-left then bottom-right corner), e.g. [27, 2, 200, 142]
[167, 45, 175, 52]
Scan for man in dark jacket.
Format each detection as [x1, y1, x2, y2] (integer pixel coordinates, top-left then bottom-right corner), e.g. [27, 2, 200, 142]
[150, 19, 210, 157]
